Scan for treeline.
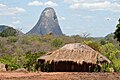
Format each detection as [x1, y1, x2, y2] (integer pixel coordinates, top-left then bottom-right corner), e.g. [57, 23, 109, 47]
[0, 33, 119, 72]
[0, 34, 89, 71]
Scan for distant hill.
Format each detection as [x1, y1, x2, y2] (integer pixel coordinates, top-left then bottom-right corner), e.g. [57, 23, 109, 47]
[0, 25, 8, 33]
[0, 25, 24, 36]
[27, 7, 63, 35]
[104, 33, 119, 46]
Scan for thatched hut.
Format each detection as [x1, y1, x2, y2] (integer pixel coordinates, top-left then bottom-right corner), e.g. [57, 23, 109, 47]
[38, 43, 111, 72]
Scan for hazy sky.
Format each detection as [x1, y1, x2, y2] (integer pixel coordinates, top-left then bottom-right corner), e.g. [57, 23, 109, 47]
[0, 0, 120, 37]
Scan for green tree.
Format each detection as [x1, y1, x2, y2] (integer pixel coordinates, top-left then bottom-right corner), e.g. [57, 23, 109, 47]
[24, 51, 46, 72]
[100, 43, 120, 72]
[12, 47, 25, 68]
[0, 27, 17, 37]
[0, 54, 20, 70]
[7, 36, 18, 43]
[100, 43, 116, 59]
[83, 40, 101, 52]
[114, 18, 120, 44]
[51, 38, 63, 48]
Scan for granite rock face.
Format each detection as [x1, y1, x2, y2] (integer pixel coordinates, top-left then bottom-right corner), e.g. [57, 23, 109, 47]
[27, 7, 63, 35]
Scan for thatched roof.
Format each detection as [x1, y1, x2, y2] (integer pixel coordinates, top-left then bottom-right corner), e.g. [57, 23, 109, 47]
[39, 43, 111, 65]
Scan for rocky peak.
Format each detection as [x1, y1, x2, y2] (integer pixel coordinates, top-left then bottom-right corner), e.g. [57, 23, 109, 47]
[27, 7, 63, 35]
[42, 7, 56, 19]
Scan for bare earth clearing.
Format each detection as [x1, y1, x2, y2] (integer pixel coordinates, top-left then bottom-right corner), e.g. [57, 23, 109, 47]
[0, 72, 120, 80]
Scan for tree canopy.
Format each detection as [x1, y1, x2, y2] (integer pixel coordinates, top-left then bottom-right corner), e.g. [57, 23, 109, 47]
[114, 19, 120, 44]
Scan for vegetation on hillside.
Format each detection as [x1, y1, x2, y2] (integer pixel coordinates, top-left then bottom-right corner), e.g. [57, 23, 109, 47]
[0, 20, 120, 72]
[0, 27, 17, 37]
[0, 33, 118, 72]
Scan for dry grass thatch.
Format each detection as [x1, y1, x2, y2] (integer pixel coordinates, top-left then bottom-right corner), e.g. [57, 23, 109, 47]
[39, 43, 111, 65]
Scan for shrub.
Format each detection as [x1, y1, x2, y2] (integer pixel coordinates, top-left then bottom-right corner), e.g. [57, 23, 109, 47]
[112, 59, 120, 72]
[0, 51, 46, 71]
[24, 51, 46, 72]
[101, 63, 111, 72]
[83, 40, 101, 52]
[7, 36, 18, 43]
[0, 54, 20, 71]
[51, 38, 63, 48]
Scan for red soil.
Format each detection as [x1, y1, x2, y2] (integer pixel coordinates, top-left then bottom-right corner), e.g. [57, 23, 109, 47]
[0, 72, 120, 80]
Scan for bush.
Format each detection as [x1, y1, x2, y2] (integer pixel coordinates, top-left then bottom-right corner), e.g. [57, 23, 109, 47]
[100, 43, 117, 59]
[51, 38, 63, 48]
[101, 63, 111, 72]
[24, 51, 46, 72]
[7, 36, 18, 43]
[0, 54, 20, 71]
[112, 59, 120, 72]
[100, 43, 120, 72]
[83, 40, 101, 52]
[0, 51, 46, 72]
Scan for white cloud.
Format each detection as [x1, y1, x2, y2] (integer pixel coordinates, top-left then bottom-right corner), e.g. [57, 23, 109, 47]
[73, 14, 81, 17]
[64, 0, 105, 3]
[12, 16, 21, 20]
[28, 1, 43, 6]
[83, 16, 93, 19]
[76, 14, 81, 17]
[13, 20, 20, 24]
[0, 4, 6, 7]
[83, 16, 93, 22]
[65, 0, 120, 12]
[9, 7, 25, 14]
[59, 16, 66, 20]
[64, 0, 79, 3]
[0, 4, 25, 16]
[28, 1, 58, 7]
[44, 1, 58, 7]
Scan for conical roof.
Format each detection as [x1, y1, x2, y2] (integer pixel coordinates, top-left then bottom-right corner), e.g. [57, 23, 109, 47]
[39, 43, 111, 65]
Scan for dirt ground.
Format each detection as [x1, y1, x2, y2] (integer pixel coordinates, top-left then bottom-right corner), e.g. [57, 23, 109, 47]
[0, 72, 120, 80]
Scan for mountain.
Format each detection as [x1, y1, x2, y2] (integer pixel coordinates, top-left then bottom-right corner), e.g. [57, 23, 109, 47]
[0, 25, 8, 33]
[27, 7, 63, 35]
